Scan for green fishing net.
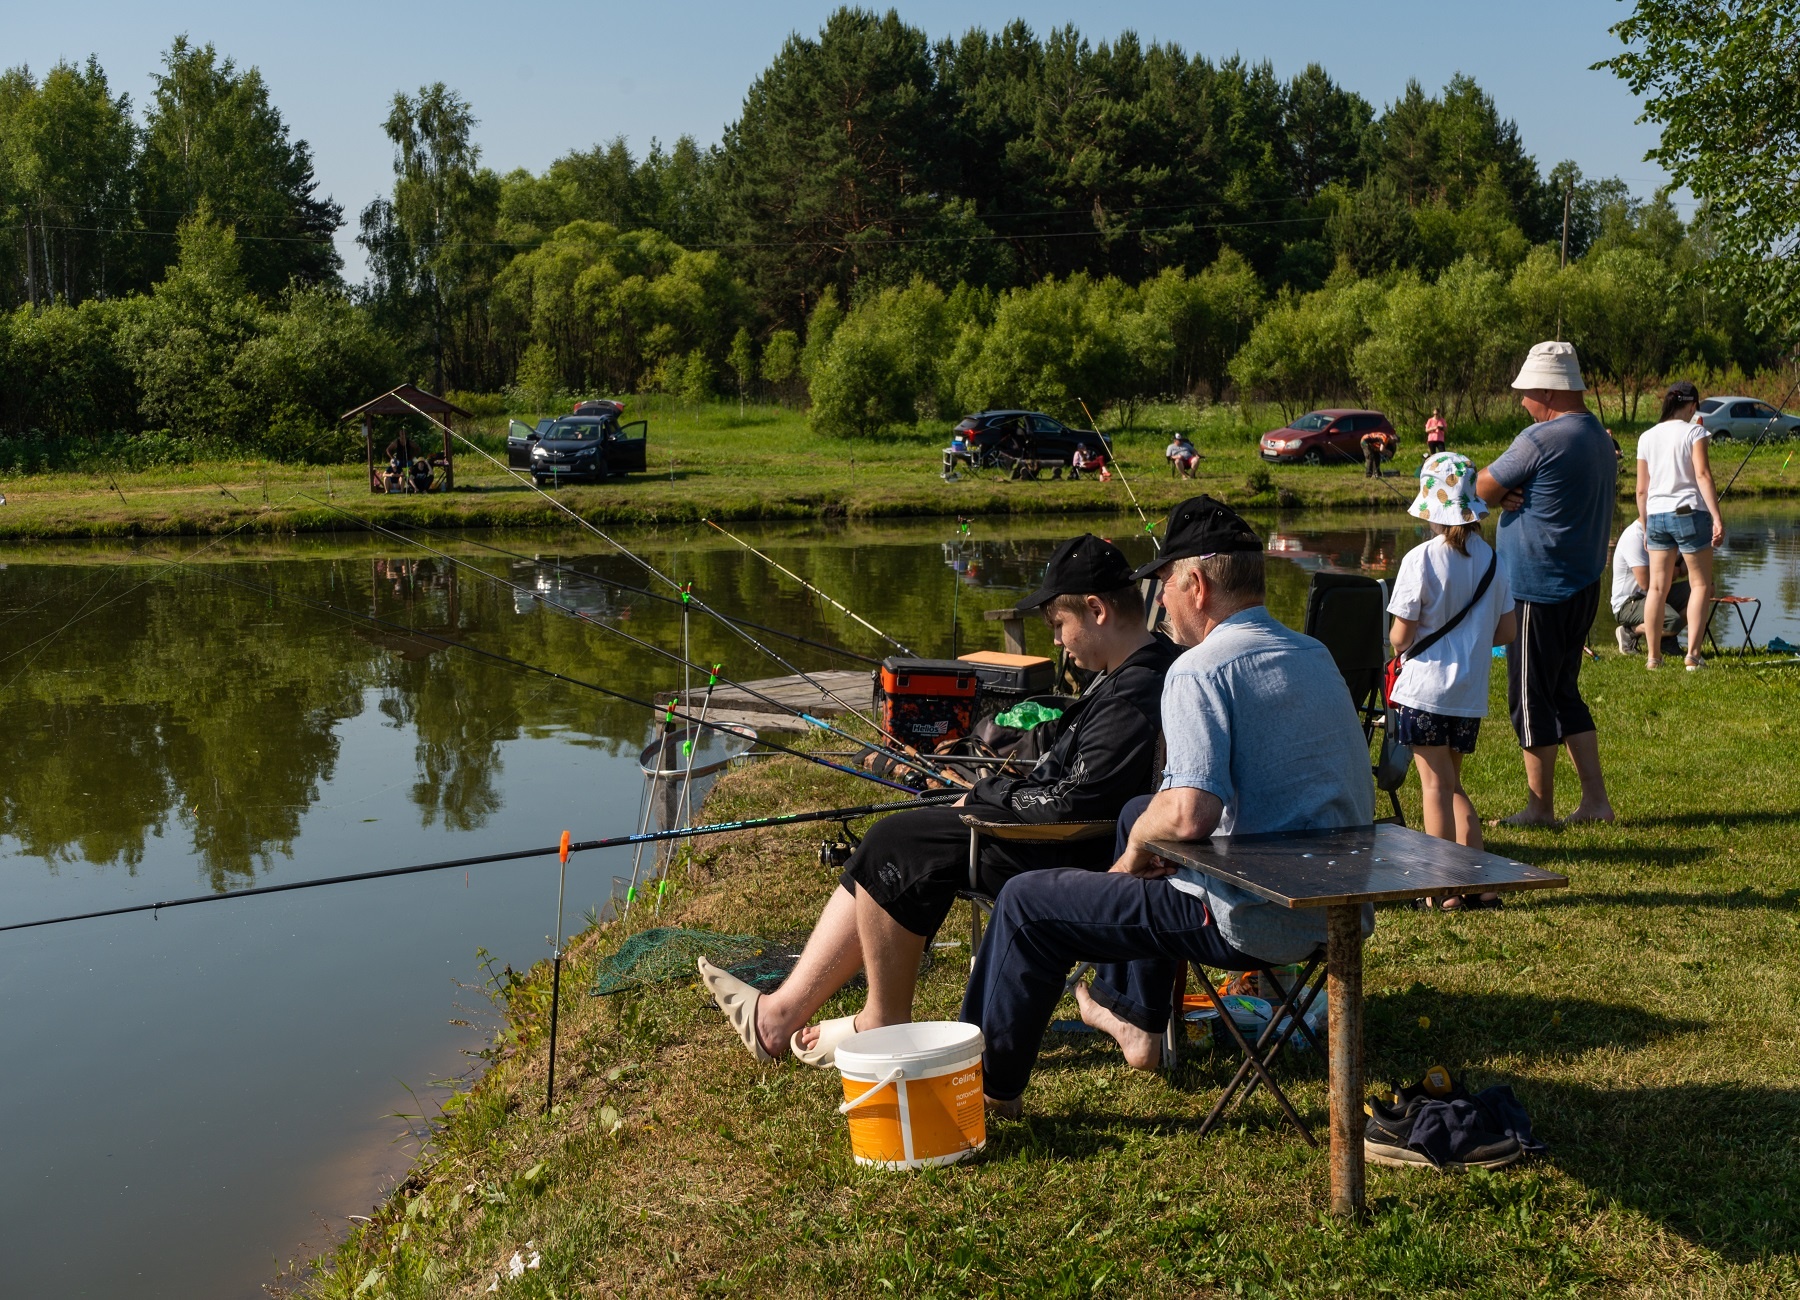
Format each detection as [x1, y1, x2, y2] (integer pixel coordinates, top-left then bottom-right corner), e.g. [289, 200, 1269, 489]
[994, 700, 1064, 730]
[589, 927, 805, 996]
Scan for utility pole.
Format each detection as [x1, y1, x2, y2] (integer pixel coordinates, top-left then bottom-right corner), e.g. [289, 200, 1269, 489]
[1556, 180, 1573, 340]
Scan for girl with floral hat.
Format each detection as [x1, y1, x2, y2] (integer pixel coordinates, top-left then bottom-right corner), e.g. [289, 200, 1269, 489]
[1387, 452, 1519, 907]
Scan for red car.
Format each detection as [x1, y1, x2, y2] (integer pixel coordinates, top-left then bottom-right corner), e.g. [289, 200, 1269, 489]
[1259, 409, 1396, 466]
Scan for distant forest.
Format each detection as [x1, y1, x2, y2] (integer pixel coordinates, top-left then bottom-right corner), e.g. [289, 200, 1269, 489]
[0, 9, 1784, 452]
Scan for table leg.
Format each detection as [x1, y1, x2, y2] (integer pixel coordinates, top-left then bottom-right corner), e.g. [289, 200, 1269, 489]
[1326, 903, 1365, 1217]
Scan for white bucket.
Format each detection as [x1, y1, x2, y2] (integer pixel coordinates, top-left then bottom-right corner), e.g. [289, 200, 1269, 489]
[835, 1021, 985, 1170]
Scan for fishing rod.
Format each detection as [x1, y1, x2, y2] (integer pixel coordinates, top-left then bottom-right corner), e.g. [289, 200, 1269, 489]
[298, 496, 959, 788]
[1076, 398, 1161, 550]
[703, 519, 913, 655]
[189, 559, 920, 796]
[1720, 368, 1800, 495]
[404, 523, 880, 665]
[0, 794, 962, 936]
[395, 395, 889, 730]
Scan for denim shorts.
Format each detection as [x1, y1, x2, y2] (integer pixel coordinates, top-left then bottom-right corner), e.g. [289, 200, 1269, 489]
[1389, 702, 1481, 754]
[1646, 508, 1712, 553]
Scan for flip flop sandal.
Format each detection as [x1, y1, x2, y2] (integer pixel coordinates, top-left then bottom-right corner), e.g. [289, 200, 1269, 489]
[790, 1014, 860, 1069]
[698, 957, 775, 1063]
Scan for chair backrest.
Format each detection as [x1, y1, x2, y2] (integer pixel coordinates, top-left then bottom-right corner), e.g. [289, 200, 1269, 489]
[1303, 572, 1387, 718]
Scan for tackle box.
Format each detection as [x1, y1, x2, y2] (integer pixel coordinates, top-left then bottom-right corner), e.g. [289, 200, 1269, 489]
[875, 657, 980, 746]
[956, 651, 1057, 697]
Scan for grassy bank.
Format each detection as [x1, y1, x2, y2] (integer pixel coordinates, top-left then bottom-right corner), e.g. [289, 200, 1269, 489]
[4, 398, 1798, 539]
[291, 649, 1800, 1298]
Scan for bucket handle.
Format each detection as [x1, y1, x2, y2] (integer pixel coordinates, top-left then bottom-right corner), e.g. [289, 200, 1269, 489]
[838, 1067, 906, 1114]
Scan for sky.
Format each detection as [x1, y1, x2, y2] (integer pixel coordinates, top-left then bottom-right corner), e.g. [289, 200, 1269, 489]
[10, 1, 1671, 280]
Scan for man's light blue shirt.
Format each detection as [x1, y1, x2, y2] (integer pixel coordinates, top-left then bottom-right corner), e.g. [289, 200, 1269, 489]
[1159, 605, 1375, 963]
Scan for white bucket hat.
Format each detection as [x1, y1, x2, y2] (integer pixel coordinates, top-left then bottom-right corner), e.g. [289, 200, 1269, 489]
[1511, 340, 1585, 391]
[1409, 453, 1489, 525]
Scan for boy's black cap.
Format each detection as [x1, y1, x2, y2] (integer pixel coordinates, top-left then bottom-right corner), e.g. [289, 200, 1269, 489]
[1016, 534, 1136, 610]
[1129, 495, 1261, 580]
[1666, 379, 1700, 403]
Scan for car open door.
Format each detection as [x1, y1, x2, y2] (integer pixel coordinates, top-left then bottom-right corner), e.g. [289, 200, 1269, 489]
[608, 420, 648, 475]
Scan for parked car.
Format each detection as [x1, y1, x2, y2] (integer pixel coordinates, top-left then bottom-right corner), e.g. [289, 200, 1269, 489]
[507, 413, 648, 484]
[1259, 409, 1396, 465]
[1696, 396, 1800, 442]
[950, 410, 1109, 467]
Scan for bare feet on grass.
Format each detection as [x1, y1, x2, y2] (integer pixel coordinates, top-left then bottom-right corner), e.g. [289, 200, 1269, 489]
[1074, 982, 1161, 1071]
[1563, 802, 1616, 824]
[1488, 807, 1561, 829]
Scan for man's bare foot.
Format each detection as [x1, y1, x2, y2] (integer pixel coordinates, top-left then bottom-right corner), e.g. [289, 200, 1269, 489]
[1487, 808, 1561, 828]
[984, 1093, 1023, 1120]
[1074, 982, 1161, 1071]
[1564, 802, 1616, 824]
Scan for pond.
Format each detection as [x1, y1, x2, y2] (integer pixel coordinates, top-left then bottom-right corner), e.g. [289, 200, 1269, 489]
[4, 506, 1798, 1297]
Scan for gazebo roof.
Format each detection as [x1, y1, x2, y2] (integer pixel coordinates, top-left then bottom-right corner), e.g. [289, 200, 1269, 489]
[339, 383, 471, 422]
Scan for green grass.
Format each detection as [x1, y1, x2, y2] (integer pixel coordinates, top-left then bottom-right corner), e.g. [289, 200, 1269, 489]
[289, 648, 1800, 1299]
[5, 396, 1798, 539]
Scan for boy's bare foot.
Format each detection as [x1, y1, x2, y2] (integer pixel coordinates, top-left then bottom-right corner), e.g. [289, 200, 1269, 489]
[1074, 982, 1162, 1071]
[1488, 808, 1561, 828]
[793, 1010, 865, 1053]
[1564, 802, 1616, 824]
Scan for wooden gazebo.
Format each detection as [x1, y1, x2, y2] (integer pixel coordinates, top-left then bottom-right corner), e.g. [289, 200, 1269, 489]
[340, 384, 470, 493]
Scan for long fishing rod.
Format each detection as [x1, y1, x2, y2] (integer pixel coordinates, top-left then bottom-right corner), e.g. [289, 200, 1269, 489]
[1720, 368, 1800, 495]
[406, 523, 880, 665]
[298, 495, 958, 787]
[703, 519, 913, 655]
[0, 794, 961, 936]
[1077, 398, 1161, 550]
[189, 560, 920, 795]
[395, 395, 888, 730]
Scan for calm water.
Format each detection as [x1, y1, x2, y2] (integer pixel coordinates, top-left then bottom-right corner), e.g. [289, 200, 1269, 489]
[3, 509, 1798, 1297]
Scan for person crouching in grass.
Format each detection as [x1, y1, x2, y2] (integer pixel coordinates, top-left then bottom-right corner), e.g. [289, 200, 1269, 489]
[1387, 453, 1518, 909]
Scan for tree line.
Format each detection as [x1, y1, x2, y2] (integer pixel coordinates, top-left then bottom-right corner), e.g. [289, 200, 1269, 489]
[0, 8, 1791, 454]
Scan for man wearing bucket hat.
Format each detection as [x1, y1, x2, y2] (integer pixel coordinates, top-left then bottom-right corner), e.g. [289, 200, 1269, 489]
[962, 497, 1376, 1111]
[1473, 340, 1617, 826]
[700, 533, 1180, 1067]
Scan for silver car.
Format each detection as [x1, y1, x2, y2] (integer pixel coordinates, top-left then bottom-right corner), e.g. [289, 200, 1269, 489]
[1696, 395, 1800, 442]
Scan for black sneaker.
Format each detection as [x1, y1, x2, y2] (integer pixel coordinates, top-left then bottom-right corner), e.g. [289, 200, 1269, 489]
[1364, 1096, 1522, 1170]
[1391, 1066, 1466, 1108]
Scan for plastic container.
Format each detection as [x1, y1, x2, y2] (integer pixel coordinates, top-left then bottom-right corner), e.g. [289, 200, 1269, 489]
[877, 658, 979, 746]
[957, 651, 1057, 696]
[836, 1022, 986, 1170]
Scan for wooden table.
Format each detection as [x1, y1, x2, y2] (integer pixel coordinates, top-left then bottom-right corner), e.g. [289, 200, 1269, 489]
[1145, 823, 1567, 1216]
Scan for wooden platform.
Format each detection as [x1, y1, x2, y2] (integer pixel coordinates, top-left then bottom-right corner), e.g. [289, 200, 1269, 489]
[656, 669, 873, 733]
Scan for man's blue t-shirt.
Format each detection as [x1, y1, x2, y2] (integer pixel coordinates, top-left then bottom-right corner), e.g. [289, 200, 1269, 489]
[1486, 411, 1616, 604]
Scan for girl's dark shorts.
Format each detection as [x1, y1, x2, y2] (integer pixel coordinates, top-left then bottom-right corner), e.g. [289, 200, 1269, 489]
[1389, 702, 1481, 754]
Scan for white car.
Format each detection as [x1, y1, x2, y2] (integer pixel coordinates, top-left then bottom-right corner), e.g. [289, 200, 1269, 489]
[1696, 395, 1800, 442]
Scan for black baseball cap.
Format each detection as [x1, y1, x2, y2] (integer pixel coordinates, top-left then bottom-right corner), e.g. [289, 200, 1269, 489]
[1129, 495, 1261, 580]
[1666, 379, 1699, 403]
[1016, 534, 1137, 610]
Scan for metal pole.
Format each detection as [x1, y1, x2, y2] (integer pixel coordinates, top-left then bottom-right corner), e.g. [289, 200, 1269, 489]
[1326, 904, 1365, 1218]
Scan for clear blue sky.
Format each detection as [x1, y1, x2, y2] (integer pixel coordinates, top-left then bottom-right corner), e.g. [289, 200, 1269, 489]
[12, 1, 1669, 279]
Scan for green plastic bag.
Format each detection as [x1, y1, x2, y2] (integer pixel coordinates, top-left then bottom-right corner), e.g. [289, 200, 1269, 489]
[994, 700, 1063, 731]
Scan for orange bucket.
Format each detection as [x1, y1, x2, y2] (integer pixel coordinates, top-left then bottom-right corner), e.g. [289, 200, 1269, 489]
[835, 1022, 985, 1170]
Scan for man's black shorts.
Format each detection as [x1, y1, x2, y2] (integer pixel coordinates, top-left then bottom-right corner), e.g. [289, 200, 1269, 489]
[1506, 580, 1600, 749]
[840, 805, 1110, 938]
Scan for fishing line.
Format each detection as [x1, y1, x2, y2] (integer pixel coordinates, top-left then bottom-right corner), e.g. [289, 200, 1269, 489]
[404, 523, 879, 664]
[296, 495, 954, 785]
[184, 559, 919, 795]
[389, 395, 895, 737]
[703, 519, 913, 654]
[0, 794, 962, 936]
[1720, 369, 1800, 495]
[1076, 398, 1161, 550]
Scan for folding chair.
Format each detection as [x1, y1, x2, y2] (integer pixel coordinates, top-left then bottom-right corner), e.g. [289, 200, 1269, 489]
[1706, 595, 1761, 656]
[1304, 572, 1403, 822]
[957, 815, 1117, 955]
[1175, 952, 1327, 1145]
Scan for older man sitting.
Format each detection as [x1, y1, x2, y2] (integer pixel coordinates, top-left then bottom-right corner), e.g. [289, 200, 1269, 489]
[961, 496, 1375, 1113]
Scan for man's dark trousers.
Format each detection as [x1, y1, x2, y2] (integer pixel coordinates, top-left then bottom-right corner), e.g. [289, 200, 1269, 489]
[960, 795, 1257, 1101]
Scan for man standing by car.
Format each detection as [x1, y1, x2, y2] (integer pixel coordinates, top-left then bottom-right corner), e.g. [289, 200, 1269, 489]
[1476, 341, 1617, 826]
[1360, 423, 1392, 477]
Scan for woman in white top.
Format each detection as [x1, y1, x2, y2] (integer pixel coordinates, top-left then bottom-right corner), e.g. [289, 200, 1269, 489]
[1387, 453, 1518, 907]
[1636, 380, 1723, 670]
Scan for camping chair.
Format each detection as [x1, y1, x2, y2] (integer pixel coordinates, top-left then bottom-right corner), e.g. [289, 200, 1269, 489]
[1705, 595, 1761, 656]
[1304, 572, 1404, 822]
[957, 816, 1116, 956]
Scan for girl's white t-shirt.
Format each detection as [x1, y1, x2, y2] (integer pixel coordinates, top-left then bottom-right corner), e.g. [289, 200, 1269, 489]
[1386, 534, 1514, 719]
[1636, 418, 1709, 514]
